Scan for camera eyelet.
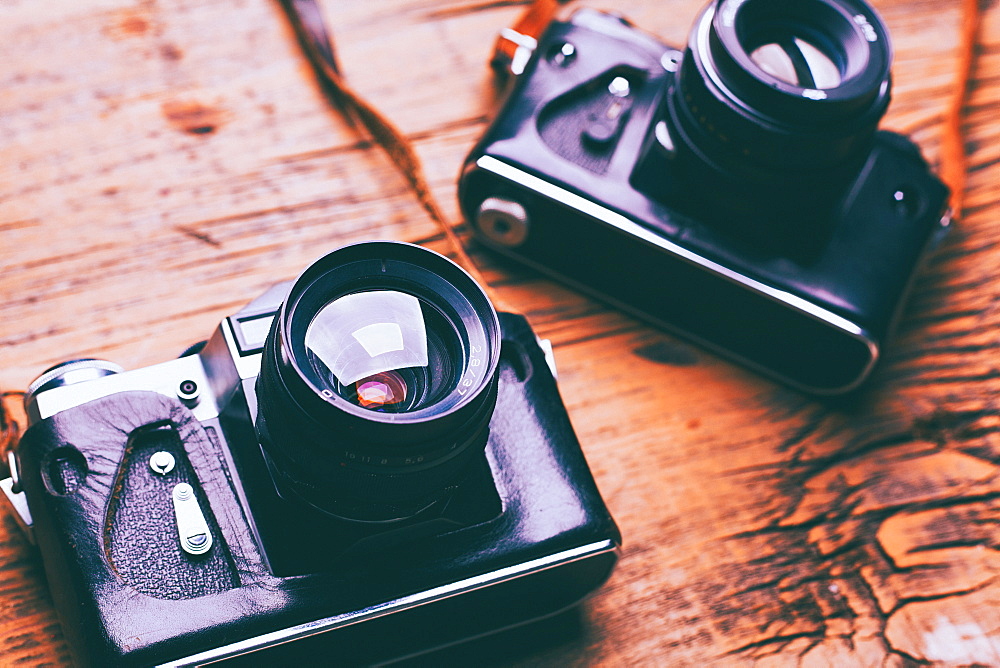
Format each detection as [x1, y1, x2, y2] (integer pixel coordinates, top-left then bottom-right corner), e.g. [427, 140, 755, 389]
[661, 50, 682, 73]
[176, 379, 200, 406]
[477, 197, 530, 247]
[892, 187, 925, 220]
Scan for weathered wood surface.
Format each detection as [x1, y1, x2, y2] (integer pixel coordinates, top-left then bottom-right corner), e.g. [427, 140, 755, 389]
[1, 0, 998, 665]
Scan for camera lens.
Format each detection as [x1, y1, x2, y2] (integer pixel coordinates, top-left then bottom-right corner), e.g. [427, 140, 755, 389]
[255, 242, 501, 522]
[667, 0, 892, 174]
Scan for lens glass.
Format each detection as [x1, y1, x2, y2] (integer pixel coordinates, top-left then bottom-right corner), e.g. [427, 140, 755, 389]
[732, 1, 859, 92]
[750, 37, 842, 89]
[304, 289, 461, 413]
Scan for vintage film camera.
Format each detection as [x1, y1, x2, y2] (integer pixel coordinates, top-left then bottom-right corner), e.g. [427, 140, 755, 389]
[459, 0, 950, 394]
[2, 242, 620, 666]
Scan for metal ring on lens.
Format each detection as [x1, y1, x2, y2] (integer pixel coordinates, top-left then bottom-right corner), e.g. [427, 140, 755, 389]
[281, 247, 498, 425]
[710, 0, 891, 116]
[668, 0, 892, 174]
[254, 241, 502, 521]
[302, 288, 465, 415]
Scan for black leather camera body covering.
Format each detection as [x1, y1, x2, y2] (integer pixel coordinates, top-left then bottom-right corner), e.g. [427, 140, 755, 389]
[459, 8, 950, 394]
[16, 307, 620, 667]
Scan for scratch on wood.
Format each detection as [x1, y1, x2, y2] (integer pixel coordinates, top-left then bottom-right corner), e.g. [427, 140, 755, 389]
[103, 12, 154, 40]
[698, 383, 1000, 661]
[911, 407, 1000, 444]
[11, 242, 121, 273]
[632, 338, 699, 367]
[725, 631, 826, 656]
[0, 219, 40, 233]
[161, 101, 229, 136]
[174, 225, 221, 247]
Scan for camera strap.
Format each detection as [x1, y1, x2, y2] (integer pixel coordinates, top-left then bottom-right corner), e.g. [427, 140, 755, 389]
[277, 0, 512, 312]
[0, 391, 26, 508]
[939, 0, 979, 220]
[0, 393, 20, 446]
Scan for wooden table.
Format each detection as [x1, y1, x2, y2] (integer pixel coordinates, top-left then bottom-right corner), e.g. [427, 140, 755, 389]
[1, 0, 997, 665]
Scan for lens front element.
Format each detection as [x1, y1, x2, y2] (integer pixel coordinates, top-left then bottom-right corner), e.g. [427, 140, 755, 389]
[749, 38, 842, 90]
[305, 290, 460, 413]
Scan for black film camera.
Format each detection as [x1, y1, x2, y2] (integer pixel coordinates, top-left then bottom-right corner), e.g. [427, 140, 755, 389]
[2, 242, 620, 666]
[459, 0, 950, 394]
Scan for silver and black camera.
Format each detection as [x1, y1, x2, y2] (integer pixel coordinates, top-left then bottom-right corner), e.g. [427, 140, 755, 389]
[459, 0, 951, 394]
[3, 241, 620, 666]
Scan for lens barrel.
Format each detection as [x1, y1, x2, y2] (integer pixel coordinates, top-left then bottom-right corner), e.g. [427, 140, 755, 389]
[255, 242, 501, 522]
[667, 0, 892, 178]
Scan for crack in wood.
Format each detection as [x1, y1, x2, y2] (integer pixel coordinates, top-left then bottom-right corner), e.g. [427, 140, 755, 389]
[174, 225, 221, 247]
[707, 394, 1000, 663]
[888, 576, 1000, 615]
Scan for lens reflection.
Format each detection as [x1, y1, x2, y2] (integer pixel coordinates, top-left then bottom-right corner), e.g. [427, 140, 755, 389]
[304, 289, 460, 413]
[354, 370, 408, 409]
[750, 38, 842, 89]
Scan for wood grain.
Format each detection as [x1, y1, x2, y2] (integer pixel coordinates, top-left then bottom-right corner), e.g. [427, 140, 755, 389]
[2, 0, 999, 665]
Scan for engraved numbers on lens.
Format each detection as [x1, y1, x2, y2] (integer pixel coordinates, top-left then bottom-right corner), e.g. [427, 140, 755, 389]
[457, 345, 484, 396]
[854, 14, 878, 42]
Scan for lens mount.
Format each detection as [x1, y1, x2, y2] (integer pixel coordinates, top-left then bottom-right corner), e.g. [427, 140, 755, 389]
[255, 241, 502, 521]
[668, 0, 892, 175]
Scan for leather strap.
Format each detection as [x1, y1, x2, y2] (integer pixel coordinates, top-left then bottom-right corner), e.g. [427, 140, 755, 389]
[277, 0, 512, 310]
[939, 0, 980, 219]
[0, 392, 23, 478]
[492, 0, 569, 73]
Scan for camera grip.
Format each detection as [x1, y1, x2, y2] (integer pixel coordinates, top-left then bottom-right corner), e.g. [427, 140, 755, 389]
[104, 422, 237, 599]
[17, 391, 248, 666]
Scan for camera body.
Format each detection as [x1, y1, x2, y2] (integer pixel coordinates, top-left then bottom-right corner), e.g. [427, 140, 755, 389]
[6, 244, 620, 666]
[459, 3, 950, 394]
